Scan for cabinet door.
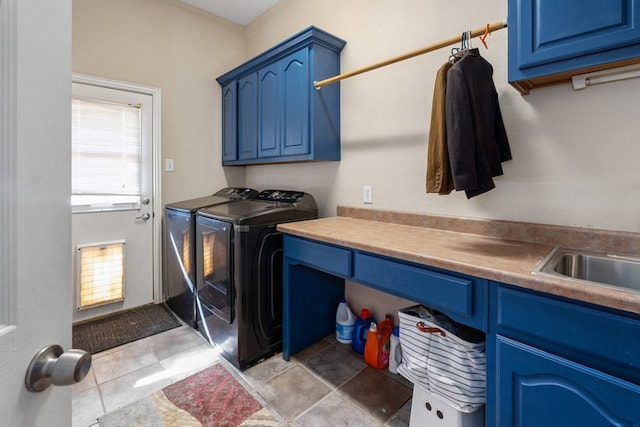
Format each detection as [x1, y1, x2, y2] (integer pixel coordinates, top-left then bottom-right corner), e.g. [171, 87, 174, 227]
[281, 48, 310, 157]
[258, 62, 281, 158]
[509, 0, 640, 79]
[496, 336, 640, 426]
[237, 74, 258, 160]
[221, 83, 237, 162]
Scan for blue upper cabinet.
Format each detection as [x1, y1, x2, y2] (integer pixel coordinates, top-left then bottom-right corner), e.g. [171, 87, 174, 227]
[217, 27, 345, 166]
[257, 61, 281, 158]
[221, 83, 237, 162]
[281, 49, 310, 158]
[508, 0, 640, 94]
[237, 74, 258, 160]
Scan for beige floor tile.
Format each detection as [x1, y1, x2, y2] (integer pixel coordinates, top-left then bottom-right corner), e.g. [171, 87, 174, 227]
[242, 351, 297, 386]
[290, 336, 333, 362]
[99, 362, 172, 412]
[144, 325, 208, 361]
[385, 398, 412, 427]
[293, 391, 382, 427]
[338, 367, 412, 423]
[92, 340, 158, 384]
[72, 386, 104, 427]
[72, 322, 411, 427]
[255, 364, 332, 422]
[159, 344, 220, 383]
[301, 342, 366, 388]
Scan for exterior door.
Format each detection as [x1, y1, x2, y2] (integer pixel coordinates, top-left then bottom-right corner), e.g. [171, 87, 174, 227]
[1, 0, 74, 425]
[71, 77, 160, 323]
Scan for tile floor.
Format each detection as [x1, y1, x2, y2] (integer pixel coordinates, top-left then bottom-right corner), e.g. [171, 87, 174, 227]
[72, 324, 413, 426]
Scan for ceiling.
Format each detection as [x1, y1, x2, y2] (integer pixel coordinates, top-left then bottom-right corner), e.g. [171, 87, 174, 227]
[180, 0, 280, 25]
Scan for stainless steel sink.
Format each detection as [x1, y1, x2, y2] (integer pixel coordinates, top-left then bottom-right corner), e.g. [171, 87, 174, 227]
[533, 247, 640, 293]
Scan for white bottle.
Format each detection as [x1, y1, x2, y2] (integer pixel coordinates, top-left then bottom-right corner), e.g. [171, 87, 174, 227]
[389, 326, 401, 374]
[335, 298, 356, 344]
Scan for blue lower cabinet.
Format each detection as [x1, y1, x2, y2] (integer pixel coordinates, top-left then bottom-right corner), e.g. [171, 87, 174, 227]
[494, 336, 640, 426]
[489, 282, 640, 425]
[281, 235, 489, 359]
[281, 235, 640, 424]
[353, 252, 487, 330]
[282, 261, 345, 360]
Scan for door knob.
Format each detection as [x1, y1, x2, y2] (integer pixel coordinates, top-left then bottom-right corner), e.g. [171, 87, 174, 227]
[136, 213, 151, 221]
[25, 344, 92, 392]
[141, 197, 150, 205]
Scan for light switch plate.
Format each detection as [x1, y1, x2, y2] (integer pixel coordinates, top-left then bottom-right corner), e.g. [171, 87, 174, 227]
[363, 186, 373, 204]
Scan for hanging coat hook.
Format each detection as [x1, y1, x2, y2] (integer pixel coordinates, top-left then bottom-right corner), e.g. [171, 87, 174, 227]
[480, 23, 491, 49]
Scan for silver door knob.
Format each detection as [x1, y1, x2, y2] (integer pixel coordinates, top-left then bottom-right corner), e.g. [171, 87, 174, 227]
[25, 345, 92, 392]
[136, 213, 151, 221]
[141, 197, 150, 205]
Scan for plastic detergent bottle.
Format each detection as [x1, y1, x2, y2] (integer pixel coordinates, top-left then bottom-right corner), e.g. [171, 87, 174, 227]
[364, 322, 381, 368]
[351, 308, 374, 354]
[389, 326, 401, 374]
[378, 314, 393, 369]
[335, 299, 356, 344]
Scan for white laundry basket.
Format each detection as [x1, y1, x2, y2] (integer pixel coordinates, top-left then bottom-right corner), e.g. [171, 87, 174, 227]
[397, 305, 486, 414]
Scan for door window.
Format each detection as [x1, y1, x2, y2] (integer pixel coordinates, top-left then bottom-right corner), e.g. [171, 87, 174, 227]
[71, 96, 142, 213]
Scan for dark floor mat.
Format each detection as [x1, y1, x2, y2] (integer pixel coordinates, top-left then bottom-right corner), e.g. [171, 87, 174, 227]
[72, 303, 182, 354]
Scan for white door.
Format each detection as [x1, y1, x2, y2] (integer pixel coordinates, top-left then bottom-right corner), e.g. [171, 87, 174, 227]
[1, 0, 74, 425]
[70, 77, 161, 323]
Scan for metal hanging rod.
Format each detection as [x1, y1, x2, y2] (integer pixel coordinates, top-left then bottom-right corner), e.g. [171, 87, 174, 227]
[314, 19, 508, 89]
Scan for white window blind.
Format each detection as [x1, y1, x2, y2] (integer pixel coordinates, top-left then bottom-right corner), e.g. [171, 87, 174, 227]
[71, 97, 142, 212]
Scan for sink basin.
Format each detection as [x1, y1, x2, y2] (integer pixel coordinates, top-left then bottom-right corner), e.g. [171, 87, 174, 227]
[533, 247, 640, 293]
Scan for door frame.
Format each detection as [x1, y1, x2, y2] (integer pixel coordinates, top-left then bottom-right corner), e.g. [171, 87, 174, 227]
[71, 73, 163, 305]
[1, 0, 18, 332]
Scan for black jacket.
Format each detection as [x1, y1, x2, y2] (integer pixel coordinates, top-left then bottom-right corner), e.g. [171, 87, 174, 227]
[445, 49, 511, 198]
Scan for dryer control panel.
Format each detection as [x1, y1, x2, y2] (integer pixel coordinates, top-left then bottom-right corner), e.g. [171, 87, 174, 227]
[256, 190, 305, 203]
[214, 187, 259, 200]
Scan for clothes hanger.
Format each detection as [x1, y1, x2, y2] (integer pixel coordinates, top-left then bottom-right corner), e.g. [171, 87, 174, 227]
[480, 23, 491, 49]
[448, 31, 467, 63]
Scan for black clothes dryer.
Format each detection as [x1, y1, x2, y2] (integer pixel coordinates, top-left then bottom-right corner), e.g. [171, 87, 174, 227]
[194, 189, 318, 370]
[163, 187, 258, 327]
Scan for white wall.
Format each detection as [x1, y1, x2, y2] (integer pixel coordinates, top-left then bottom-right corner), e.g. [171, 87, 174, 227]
[245, 0, 640, 233]
[72, 0, 640, 322]
[73, 0, 247, 205]
[74, 0, 640, 232]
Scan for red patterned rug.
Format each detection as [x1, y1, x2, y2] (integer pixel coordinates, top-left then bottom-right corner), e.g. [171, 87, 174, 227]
[98, 364, 281, 426]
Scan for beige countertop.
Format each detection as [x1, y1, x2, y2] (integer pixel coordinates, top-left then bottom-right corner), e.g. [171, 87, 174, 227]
[278, 212, 640, 316]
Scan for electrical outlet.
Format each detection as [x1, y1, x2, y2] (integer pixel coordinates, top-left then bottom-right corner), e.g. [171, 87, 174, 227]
[363, 185, 373, 204]
[165, 159, 174, 172]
